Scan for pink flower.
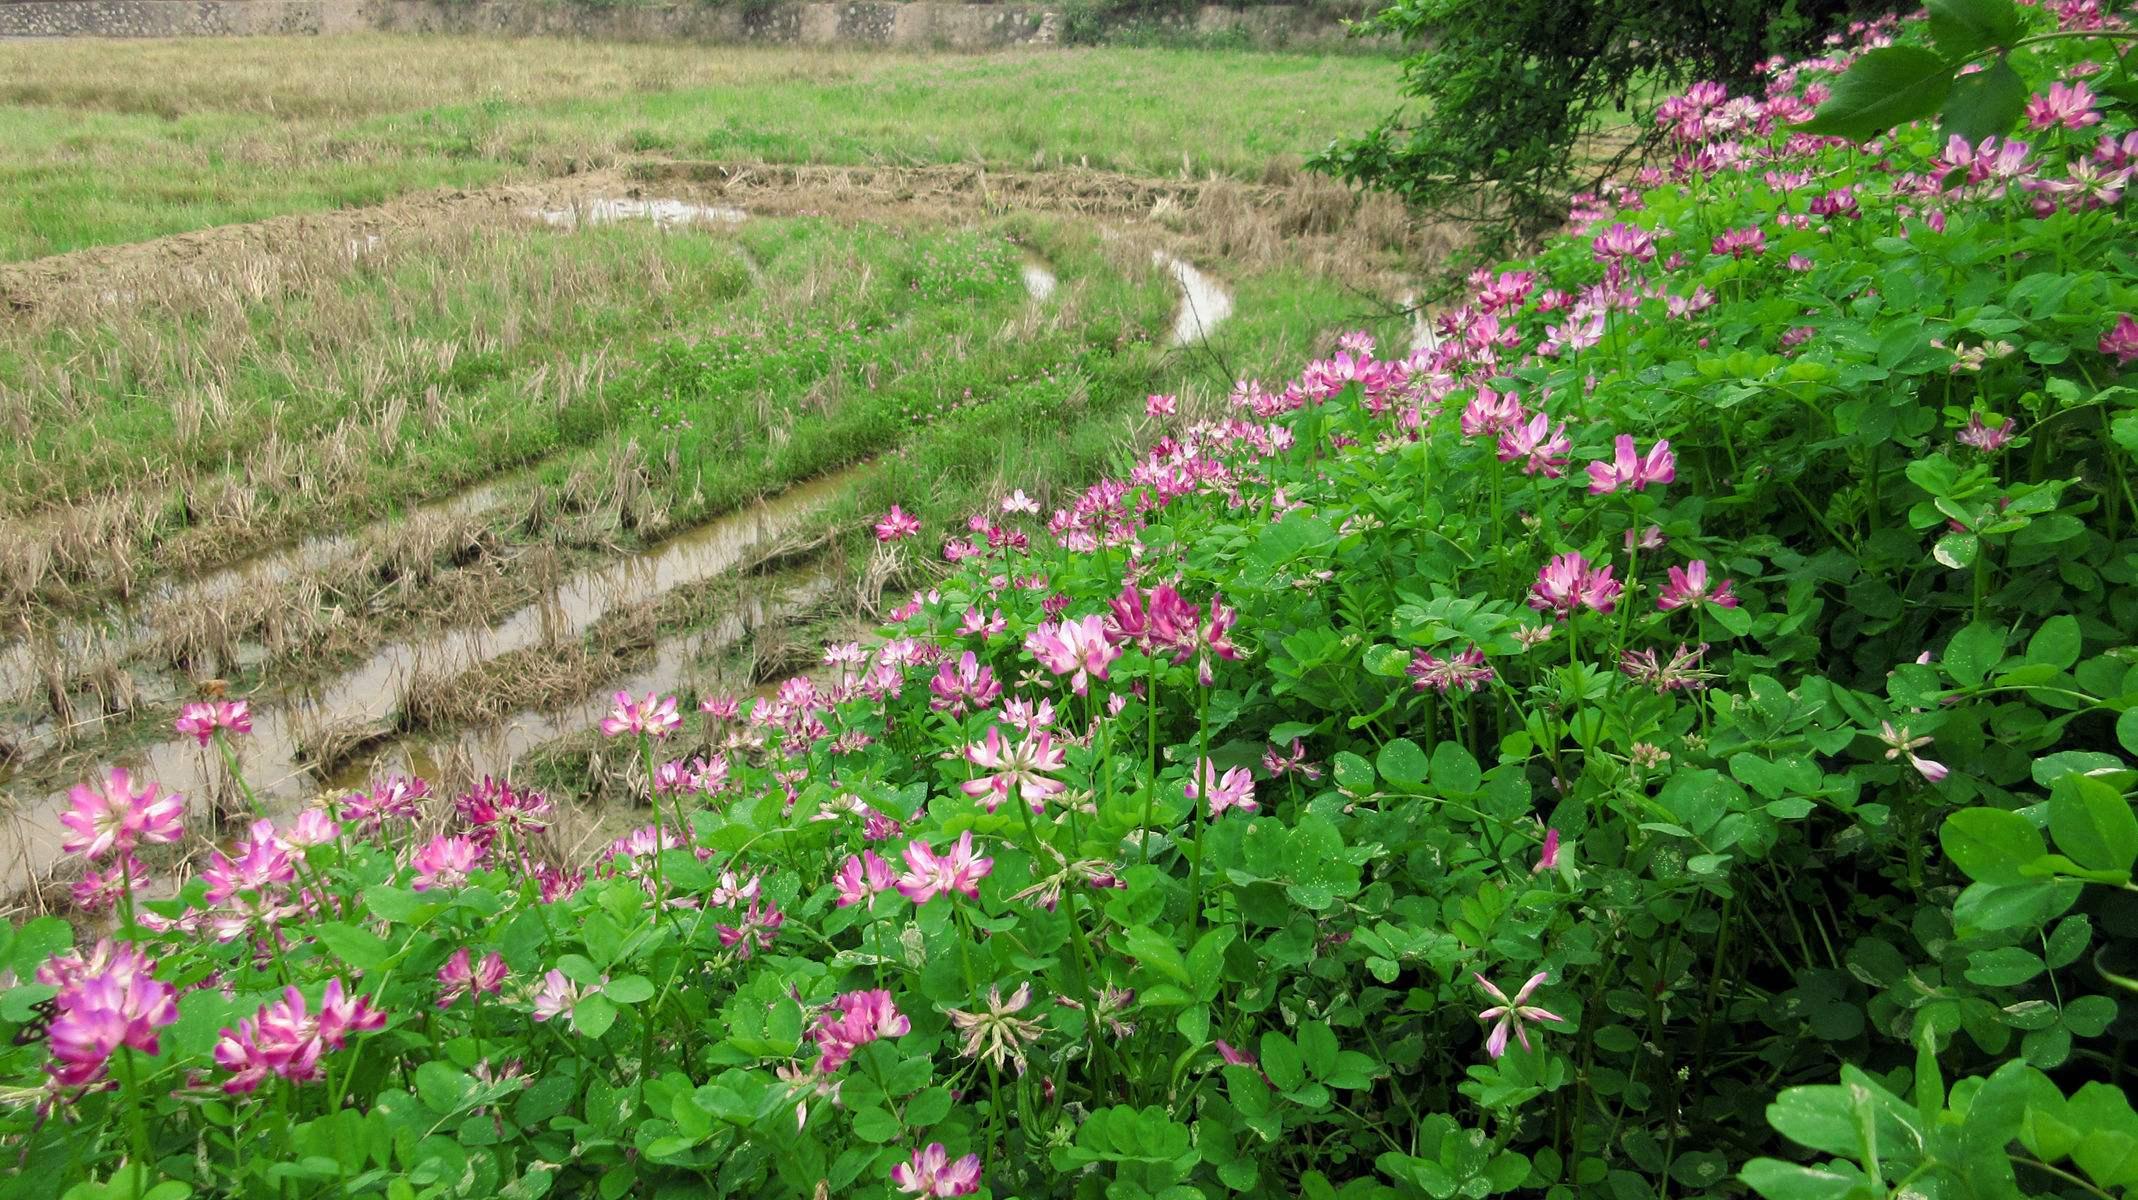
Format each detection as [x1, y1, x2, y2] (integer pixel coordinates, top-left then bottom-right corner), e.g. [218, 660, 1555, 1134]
[69, 855, 147, 914]
[701, 695, 740, 720]
[1108, 582, 1201, 663]
[1956, 412, 2017, 452]
[1460, 386, 1526, 438]
[529, 970, 584, 1023]
[599, 691, 680, 739]
[929, 651, 1003, 716]
[1024, 615, 1119, 696]
[2101, 314, 2138, 366]
[1656, 561, 1738, 612]
[1408, 645, 1495, 693]
[960, 727, 1068, 813]
[436, 949, 508, 1008]
[895, 831, 994, 905]
[892, 1143, 982, 1197]
[1000, 490, 1040, 516]
[834, 851, 896, 908]
[1262, 739, 1323, 781]
[60, 767, 185, 862]
[875, 506, 921, 542]
[410, 835, 485, 891]
[47, 965, 179, 1087]
[813, 989, 910, 1073]
[284, 808, 340, 847]
[2026, 80, 2101, 131]
[1586, 434, 1676, 494]
[1879, 720, 1948, 783]
[1590, 222, 1656, 263]
[1528, 553, 1622, 618]
[1710, 226, 1765, 258]
[1476, 971, 1565, 1058]
[1146, 393, 1178, 419]
[173, 699, 251, 746]
[1534, 828, 1562, 872]
[1497, 411, 1571, 477]
[215, 979, 383, 1093]
[1185, 759, 1257, 818]
[716, 899, 785, 958]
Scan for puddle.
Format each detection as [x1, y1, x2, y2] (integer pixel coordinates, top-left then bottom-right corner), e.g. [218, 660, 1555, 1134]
[1399, 290, 1442, 355]
[329, 574, 832, 797]
[1155, 253, 1232, 347]
[527, 199, 748, 231]
[0, 476, 519, 709]
[1021, 259, 1058, 301]
[1, 468, 860, 889]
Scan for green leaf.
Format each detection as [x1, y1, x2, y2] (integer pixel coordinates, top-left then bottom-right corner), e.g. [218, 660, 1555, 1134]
[1430, 742, 1481, 795]
[573, 993, 618, 1040]
[1941, 807, 2046, 884]
[2025, 615, 2082, 672]
[1801, 46, 1954, 141]
[1927, 0, 2022, 57]
[1376, 738, 1429, 791]
[1941, 55, 2028, 143]
[1125, 925, 1191, 986]
[1945, 621, 2008, 688]
[1741, 1157, 1871, 1200]
[313, 922, 393, 972]
[603, 975, 655, 1005]
[1964, 945, 2045, 987]
[1259, 1031, 1306, 1092]
[2048, 773, 2138, 875]
[2119, 708, 2138, 756]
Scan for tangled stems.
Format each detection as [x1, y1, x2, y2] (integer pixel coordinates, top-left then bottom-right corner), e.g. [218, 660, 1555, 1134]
[1184, 679, 1211, 940]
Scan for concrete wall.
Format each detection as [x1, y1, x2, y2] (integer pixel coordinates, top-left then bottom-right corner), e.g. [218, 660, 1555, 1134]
[0, 0, 1367, 46]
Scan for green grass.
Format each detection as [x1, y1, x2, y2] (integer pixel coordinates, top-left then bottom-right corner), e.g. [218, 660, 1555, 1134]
[0, 37, 1400, 261]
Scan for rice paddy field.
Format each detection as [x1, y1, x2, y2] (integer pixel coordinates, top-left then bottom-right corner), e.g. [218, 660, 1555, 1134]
[0, 35, 1446, 908]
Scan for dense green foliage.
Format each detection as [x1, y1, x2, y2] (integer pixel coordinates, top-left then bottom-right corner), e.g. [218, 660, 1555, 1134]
[1309, 0, 1869, 255]
[6, 3, 2138, 1199]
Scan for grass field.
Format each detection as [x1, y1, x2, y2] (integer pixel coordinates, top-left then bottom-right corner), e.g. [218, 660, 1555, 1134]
[0, 36, 1401, 260]
[0, 34, 1432, 902]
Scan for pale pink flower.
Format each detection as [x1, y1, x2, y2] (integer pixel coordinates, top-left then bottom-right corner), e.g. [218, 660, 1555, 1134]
[1408, 645, 1495, 693]
[1497, 411, 1571, 477]
[891, 1143, 982, 1197]
[960, 727, 1068, 812]
[48, 965, 179, 1087]
[1460, 386, 1526, 438]
[173, 699, 252, 746]
[1528, 553, 1621, 617]
[1476, 971, 1565, 1058]
[1879, 720, 1948, 783]
[814, 989, 910, 1073]
[410, 835, 485, 892]
[1261, 739, 1323, 781]
[1146, 393, 1178, 419]
[1186, 759, 1256, 818]
[1024, 615, 1119, 696]
[1001, 490, 1040, 516]
[529, 970, 583, 1023]
[2026, 80, 2101, 131]
[945, 982, 1044, 1074]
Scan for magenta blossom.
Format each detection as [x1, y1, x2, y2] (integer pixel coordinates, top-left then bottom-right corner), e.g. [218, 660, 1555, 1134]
[1261, 739, 1324, 781]
[410, 835, 486, 892]
[60, 767, 185, 862]
[215, 979, 385, 1094]
[174, 699, 252, 746]
[2101, 314, 2138, 366]
[47, 965, 179, 1087]
[1534, 828, 1562, 873]
[436, 949, 508, 1009]
[814, 989, 910, 1074]
[1528, 552, 1622, 618]
[895, 831, 994, 905]
[834, 850, 897, 908]
[892, 1143, 982, 1197]
[1956, 412, 2016, 452]
[1476, 971, 1566, 1058]
[1408, 645, 1495, 693]
[599, 691, 681, 739]
[2026, 80, 2101, 131]
[1460, 386, 1526, 439]
[1586, 434, 1676, 494]
[1656, 561, 1738, 612]
[874, 506, 921, 542]
[1497, 411, 1572, 478]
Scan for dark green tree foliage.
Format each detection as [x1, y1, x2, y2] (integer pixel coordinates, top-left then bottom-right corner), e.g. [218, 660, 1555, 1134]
[1311, 0, 1870, 256]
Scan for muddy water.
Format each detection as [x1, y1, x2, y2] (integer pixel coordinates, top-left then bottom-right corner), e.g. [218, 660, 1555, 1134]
[328, 574, 832, 799]
[1157, 253, 1233, 346]
[2, 470, 859, 887]
[527, 199, 748, 230]
[0, 476, 519, 712]
[1021, 259, 1058, 301]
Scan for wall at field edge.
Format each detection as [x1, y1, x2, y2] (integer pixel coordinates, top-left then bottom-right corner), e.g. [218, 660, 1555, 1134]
[0, 0, 1372, 46]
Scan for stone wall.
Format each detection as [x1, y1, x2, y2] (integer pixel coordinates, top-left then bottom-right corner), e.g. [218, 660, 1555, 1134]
[0, 0, 1366, 46]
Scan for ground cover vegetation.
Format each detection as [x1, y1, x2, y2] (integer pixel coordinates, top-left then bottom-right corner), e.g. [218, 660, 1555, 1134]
[9, 0, 2138, 1197]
